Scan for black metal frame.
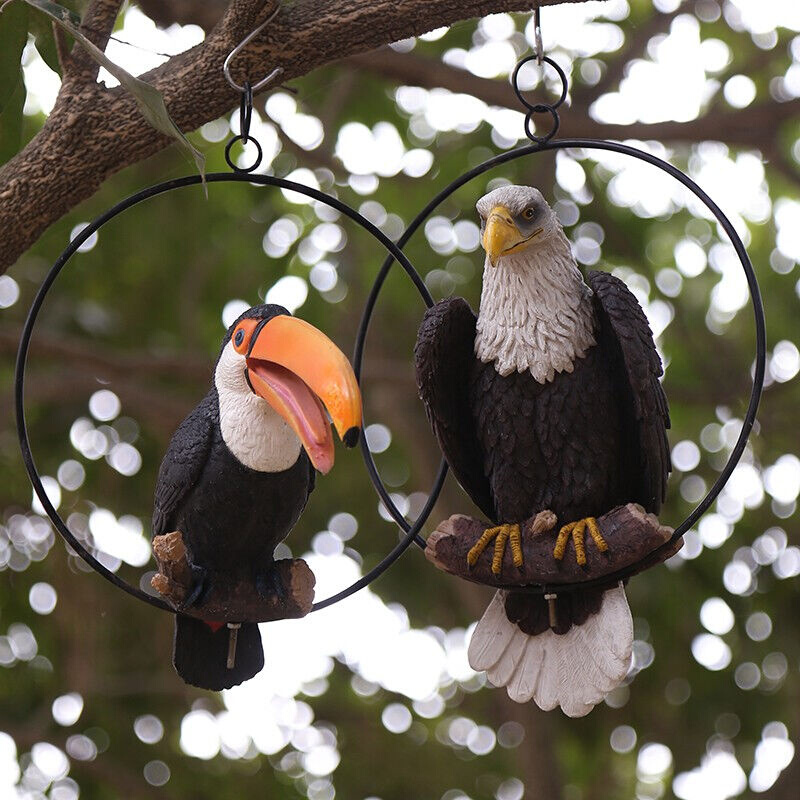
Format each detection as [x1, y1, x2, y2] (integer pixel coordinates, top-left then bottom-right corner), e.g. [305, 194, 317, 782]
[355, 51, 766, 595]
[356, 137, 767, 594]
[14, 173, 438, 615]
[15, 50, 767, 614]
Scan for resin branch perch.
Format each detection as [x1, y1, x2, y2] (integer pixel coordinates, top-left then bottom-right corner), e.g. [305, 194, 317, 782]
[151, 531, 315, 622]
[425, 503, 682, 589]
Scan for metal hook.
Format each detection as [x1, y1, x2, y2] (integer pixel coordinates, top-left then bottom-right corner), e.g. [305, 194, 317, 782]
[533, 3, 543, 66]
[223, 4, 284, 93]
[226, 622, 241, 669]
[544, 592, 558, 629]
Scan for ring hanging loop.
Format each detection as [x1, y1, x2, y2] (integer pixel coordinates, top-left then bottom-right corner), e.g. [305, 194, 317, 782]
[533, 2, 543, 65]
[523, 104, 560, 144]
[358, 139, 766, 591]
[225, 81, 264, 173]
[511, 54, 568, 144]
[356, 51, 765, 592]
[239, 80, 254, 140]
[355, 52, 765, 594]
[223, 4, 284, 93]
[15, 174, 436, 616]
[511, 55, 568, 112]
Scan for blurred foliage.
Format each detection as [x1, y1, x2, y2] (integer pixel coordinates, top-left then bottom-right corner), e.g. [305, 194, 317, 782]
[1, 1, 799, 799]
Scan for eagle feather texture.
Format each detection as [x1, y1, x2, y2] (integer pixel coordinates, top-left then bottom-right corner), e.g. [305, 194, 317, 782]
[474, 225, 596, 383]
[416, 186, 669, 717]
[468, 585, 633, 717]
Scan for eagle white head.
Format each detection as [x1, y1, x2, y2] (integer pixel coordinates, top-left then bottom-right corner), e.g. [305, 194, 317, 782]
[476, 185, 562, 267]
[473, 185, 597, 383]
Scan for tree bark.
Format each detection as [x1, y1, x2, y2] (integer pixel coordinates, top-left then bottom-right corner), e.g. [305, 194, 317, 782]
[0, 0, 593, 272]
[349, 47, 800, 149]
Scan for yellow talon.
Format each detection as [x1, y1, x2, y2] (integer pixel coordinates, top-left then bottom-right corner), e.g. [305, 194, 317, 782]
[467, 523, 522, 575]
[573, 519, 587, 565]
[586, 517, 608, 552]
[491, 527, 510, 574]
[467, 527, 499, 567]
[553, 526, 570, 560]
[510, 524, 523, 568]
[553, 517, 605, 565]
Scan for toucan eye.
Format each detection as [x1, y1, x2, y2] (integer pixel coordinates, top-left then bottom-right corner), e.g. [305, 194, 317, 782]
[234, 329, 245, 348]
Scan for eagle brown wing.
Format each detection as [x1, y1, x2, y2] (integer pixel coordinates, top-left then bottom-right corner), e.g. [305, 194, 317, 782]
[588, 270, 671, 513]
[414, 297, 496, 520]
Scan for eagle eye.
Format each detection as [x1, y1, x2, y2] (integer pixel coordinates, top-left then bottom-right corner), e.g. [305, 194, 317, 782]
[523, 207, 535, 219]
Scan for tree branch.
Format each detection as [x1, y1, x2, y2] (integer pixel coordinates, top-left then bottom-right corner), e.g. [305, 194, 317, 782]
[0, 322, 209, 381]
[762, 140, 800, 187]
[1, 367, 193, 436]
[67, 0, 125, 84]
[8, 0, 790, 273]
[0, 0, 592, 273]
[350, 46, 800, 149]
[52, 19, 72, 74]
[135, 0, 229, 31]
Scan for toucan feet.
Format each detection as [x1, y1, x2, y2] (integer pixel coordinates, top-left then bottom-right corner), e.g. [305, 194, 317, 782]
[255, 568, 286, 602]
[179, 565, 210, 610]
[553, 517, 607, 566]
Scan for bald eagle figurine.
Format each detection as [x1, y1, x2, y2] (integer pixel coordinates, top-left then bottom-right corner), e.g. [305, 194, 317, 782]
[153, 304, 361, 690]
[415, 186, 670, 716]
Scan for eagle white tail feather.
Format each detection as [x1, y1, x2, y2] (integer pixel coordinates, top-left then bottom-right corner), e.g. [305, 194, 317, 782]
[468, 584, 633, 717]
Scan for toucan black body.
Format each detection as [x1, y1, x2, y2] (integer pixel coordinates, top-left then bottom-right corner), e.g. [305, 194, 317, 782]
[152, 304, 362, 691]
[153, 393, 314, 690]
[155, 391, 315, 583]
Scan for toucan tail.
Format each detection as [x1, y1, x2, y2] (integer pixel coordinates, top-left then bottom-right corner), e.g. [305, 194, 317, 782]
[468, 584, 633, 717]
[173, 617, 265, 691]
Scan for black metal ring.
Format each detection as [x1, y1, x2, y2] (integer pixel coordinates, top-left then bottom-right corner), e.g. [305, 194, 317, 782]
[523, 106, 560, 144]
[15, 173, 434, 615]
[224, 134, 263, 174]
[511, 55, 568, 113]
[357, 138, 766, 595]
[240, 81, 254, 140]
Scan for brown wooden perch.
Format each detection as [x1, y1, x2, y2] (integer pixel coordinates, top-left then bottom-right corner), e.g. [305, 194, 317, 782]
[425, 503, 682, 589]
[151, 532, 315, 623]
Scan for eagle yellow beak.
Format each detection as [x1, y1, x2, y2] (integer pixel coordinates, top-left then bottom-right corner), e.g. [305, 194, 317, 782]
[482, 204, 543, 267]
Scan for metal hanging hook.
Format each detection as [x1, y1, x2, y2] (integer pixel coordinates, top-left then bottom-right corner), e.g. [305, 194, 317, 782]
[223, 4, 284, 93]
[533, 2, 543, 65]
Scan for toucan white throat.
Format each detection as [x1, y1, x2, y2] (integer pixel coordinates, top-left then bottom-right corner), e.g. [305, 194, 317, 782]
[474, 227, 597, 384]
[214, 343, 302, 473]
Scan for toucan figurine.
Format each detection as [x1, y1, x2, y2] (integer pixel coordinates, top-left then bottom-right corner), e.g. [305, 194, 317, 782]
[152, 304, 362, 690]
[415, 186, 671, 716]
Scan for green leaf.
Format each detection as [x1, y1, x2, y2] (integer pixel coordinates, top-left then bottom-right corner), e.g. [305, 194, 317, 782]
[0, 1, 28, 113]
[0, 68, 25, 164]
[28, 12, 63, 75]
[22, 0, 206, 181]
[22, 0, 79, 26]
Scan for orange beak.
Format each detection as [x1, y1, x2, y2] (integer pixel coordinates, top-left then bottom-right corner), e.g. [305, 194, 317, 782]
[243, 316, 362, 474]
